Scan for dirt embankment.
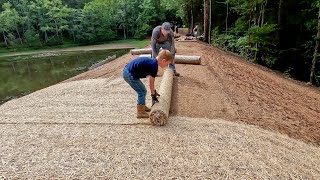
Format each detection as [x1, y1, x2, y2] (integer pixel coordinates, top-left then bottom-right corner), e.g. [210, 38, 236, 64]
[67, 40, 320, 145]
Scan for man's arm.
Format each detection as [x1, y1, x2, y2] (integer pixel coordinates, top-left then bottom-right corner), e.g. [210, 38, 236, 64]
[151, 27, 159, 57]
[170, 30, 175, 57]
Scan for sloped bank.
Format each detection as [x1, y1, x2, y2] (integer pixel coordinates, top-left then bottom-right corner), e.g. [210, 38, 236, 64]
[0, 78, 319, 178]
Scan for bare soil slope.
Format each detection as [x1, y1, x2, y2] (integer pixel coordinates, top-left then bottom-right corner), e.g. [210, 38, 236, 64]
[68, 41, 320, 145]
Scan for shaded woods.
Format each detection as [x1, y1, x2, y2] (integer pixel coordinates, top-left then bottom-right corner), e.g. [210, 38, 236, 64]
[1, 0, 320, 85]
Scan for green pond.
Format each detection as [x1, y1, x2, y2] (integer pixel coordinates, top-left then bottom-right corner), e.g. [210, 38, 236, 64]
[0, 49, 129, 104]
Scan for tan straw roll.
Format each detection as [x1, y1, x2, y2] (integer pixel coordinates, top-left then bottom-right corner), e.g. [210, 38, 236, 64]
[139, 54, 201, 65]
[130, 48, 152, 55]
[149, 68, 174, 126]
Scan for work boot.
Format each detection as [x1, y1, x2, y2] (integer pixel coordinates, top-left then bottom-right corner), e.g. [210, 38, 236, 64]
[137, 105, 149, 118]
[174, 72, 180, 76]
[144, 105, 151, 112]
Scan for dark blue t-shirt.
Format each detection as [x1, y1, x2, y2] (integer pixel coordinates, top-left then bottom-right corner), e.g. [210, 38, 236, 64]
[125, 57, 158, 79]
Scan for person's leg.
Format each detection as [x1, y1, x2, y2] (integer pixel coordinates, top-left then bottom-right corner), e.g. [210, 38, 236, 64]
[123, 69, 146, 104]
[152, 43, 161, 58]
[123, 68, 149, 118]
[161, 42, 180, 76]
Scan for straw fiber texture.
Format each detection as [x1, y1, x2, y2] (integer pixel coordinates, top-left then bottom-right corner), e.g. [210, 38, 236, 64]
[0, 117, 320, 179]
[150, 69, 174, 126]
[0, 76, 320, 179]
[0, 77, 156, 125]
[130, 48, 152, 55]
[139, 54, 201, 65]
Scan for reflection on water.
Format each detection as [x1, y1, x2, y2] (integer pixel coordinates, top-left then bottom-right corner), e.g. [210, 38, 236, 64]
[0, 49, 129, 104]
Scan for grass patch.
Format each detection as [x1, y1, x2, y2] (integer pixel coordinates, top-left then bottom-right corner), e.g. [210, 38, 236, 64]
[0, 39, 150, 57]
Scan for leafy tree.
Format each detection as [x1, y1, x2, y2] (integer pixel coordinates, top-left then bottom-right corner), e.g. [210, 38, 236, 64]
[114, 0, 140, 39]
[0, 2, 23, 47]
[76, 0, 117, 43]
[47, 0, 71, 43]
[134, 0, 164, 38]
[29, 0, 70, 45]
[61, 0, 92, 9]
[310, 1, 320, 85]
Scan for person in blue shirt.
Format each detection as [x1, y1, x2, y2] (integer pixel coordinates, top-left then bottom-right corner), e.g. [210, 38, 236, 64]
[123, 49, 173, 118]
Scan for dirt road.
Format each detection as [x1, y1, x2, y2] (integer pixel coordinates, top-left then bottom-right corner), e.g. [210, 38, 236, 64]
[68, 40, 320, 145]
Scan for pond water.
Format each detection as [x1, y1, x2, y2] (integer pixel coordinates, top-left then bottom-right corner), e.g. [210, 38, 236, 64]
[0, 49, 129, 104]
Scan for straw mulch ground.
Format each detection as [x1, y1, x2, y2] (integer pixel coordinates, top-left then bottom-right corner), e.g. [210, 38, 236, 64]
[67, 41, 320, 145]
[0, 78, 152, 125]
[1, 39, 320, 178]
[0, 78, 320, 179]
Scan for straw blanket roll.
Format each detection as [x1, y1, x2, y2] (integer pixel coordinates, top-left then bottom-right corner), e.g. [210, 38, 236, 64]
[149, 68, 174, 126]
[130, 48, 152, 55]
[139, 54, 201, 65]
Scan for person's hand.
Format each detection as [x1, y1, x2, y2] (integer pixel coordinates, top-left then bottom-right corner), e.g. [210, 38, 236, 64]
[152, 96, 159, 106]
[153, 90, 160, 97]
[151, 90, 160, 106]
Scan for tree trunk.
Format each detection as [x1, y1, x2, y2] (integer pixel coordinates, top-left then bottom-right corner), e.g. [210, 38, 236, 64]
[310, 7, 320, 84]
[248, 5, 253, 46]
[203, 0, 209, 43]
[2, 31, 8, 48]
[16, 26, 23, 44]
[255, 0, 268, 61]
[72, 30, 76, 42]
[253, 2, 257, 26]
[257, 3, 263, 27]
[208, 0, 212, 44]
[154, 0, 161, 24]
[254, 43, 258, 62]
[190, 8, 194, 33]
[262, 0, 268, 26]
[54, 20, 59, 40]
[71, 20, 76, 42]
[60, 31, 64, 44]
[277, 0, 283, 47]
[226, 2, 229, 35]
[45, 31, 48, 43]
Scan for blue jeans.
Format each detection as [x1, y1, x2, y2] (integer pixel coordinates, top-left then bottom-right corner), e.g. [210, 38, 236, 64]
[123, 68, 147, 105]
[152, 42, 177, 73]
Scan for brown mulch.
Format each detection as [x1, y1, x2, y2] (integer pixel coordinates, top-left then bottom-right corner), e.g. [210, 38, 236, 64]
[67, 41, 320, 146]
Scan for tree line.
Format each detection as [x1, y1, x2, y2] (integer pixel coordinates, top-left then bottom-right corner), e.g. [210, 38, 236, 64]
[1, 0, 320, 86]
[0, 0, 180, 47]
[201, 0, 320, 85]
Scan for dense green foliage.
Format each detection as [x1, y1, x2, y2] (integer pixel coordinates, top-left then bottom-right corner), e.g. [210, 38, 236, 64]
[0, 0, 180, 48]
[163, 0, 320, 85]
[1, 0, 320, 85]
[209, 0, 320, 85]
